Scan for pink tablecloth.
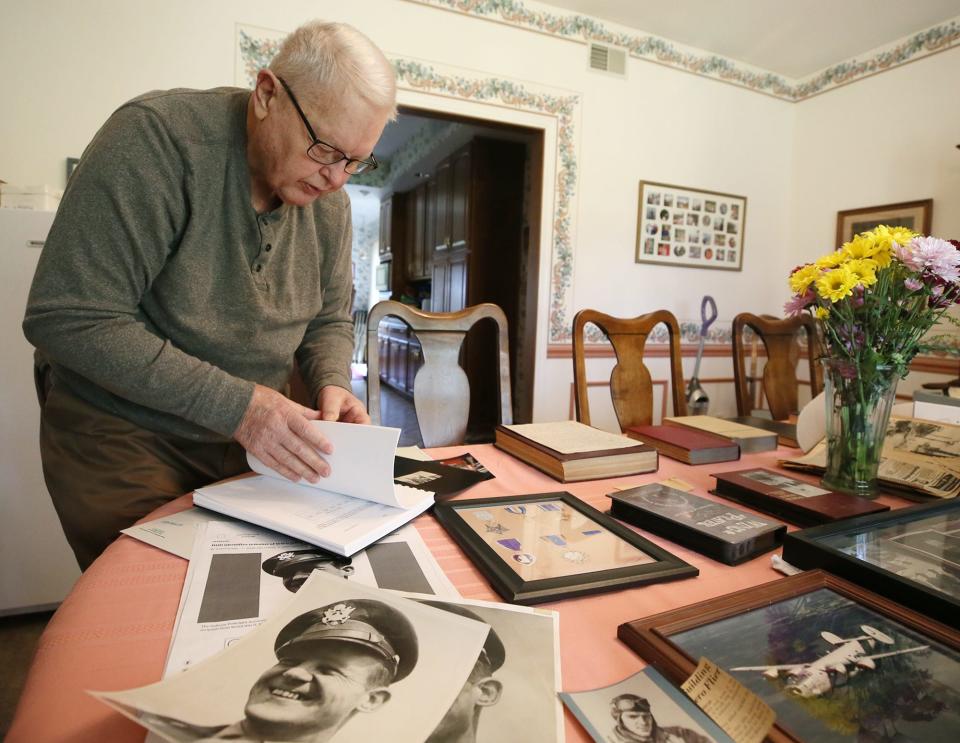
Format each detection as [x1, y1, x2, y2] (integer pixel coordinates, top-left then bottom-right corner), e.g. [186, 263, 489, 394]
[8, 445, 911, 742]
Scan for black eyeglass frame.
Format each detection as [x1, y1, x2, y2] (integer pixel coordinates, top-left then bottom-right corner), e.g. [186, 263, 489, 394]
[275, 75, 379, 175]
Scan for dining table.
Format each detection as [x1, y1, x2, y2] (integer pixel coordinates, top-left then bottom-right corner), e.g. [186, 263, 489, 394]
[7, 443, 914, 742]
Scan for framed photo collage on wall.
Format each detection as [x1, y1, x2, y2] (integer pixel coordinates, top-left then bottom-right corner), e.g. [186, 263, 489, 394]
[636, 180, 746, 271]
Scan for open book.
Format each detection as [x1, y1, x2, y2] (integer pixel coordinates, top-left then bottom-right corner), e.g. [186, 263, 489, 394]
[193, 422, 433, 556]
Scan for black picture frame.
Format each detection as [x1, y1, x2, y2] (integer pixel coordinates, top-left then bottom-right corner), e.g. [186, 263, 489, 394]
[433, 491, 698, 605]
[782, 499, 960, 630]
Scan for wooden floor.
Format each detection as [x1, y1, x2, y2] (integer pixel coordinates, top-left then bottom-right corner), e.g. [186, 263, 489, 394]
[0, 610, 52, 737]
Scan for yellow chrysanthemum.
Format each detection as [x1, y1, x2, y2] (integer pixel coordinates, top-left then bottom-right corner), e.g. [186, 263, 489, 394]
[872, 224, 918, 250]
[815, 250, 846, 269]
[789, 264, 820, 294]
[842, 235, 875, 261]
[845, 258, 878, 287]
[814, 306, 830, 320]
[816, 265, 857, 303]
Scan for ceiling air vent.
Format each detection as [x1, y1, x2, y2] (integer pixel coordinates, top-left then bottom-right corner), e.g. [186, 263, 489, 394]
[588, 42, 626, 77]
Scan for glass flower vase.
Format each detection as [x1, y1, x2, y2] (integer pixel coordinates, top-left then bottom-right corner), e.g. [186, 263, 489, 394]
[820, 359, 899, 498]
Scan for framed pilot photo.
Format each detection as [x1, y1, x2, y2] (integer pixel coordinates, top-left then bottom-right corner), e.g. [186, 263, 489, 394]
[636, 180, 746, 271]
[782, 499, 960, 630]
[618, 571, 960, 743]
[433, 491, 697, 605]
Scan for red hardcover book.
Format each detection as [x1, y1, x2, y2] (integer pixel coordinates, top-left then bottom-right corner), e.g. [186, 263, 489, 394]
[711, 468, 890, 526]
[626, 425, 740, 465]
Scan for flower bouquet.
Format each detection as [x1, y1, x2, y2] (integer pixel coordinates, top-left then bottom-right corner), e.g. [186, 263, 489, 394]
[785, 225, 960, 495]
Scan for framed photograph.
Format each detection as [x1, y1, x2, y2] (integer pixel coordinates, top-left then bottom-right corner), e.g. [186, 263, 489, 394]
[636, 180, 746, 271]
[782, 499, 960, 630]
[618, 570, 960, 743]
[433, 492, 698, 604]
[836, 198, 932, 248]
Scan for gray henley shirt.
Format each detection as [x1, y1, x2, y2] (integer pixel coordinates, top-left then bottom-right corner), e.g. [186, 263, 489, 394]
[23, 87, 355, 442]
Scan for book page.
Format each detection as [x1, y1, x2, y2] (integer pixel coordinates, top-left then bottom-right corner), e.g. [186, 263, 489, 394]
[247, 421, 423, 508]
[667, 415, 771, 439]
[504, 421, 639, 454]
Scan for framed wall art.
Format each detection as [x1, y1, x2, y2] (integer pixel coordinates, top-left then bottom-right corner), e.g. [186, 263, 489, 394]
[782, 499, 960, 629]
[835, 198, 932, 248]
[635, 181, 746, 271]
[618, 570, 960, 743]
[433, 491, 698, 604]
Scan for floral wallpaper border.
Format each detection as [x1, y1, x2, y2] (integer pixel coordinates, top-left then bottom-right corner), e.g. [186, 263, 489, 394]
[237, 25, 581, 344]
[406, 0, 960, 102]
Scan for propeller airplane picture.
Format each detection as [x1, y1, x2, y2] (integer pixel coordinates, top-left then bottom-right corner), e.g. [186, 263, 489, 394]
[729, 624, 929, 698]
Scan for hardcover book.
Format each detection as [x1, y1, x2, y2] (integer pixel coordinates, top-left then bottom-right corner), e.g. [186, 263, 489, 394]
[626, 424, 740, 465]
[494, 421, 658, 482]
[725, 415, 799, 448]
[193, 422, 434, 556]
[664, 415, 778, 453]
[711, 468, 889, 527]
[609, 483, 786, 565]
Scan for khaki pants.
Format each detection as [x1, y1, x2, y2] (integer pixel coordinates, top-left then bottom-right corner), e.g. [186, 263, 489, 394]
[38, 371, 248, 570]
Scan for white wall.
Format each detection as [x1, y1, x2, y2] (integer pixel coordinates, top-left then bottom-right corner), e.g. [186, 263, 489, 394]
[3, 0, 956, 427]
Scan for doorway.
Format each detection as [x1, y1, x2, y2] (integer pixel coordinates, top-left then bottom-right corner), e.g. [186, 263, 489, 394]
[349, 106, 544, 439]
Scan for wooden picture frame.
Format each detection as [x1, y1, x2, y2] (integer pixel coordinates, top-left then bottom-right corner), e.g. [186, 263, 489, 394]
[835, 198, 932, 248]
[618, 570, 960, 743]
[782, 499, 960, 629]
[434, 491, 698, 604]
[635, 180, 746, 271]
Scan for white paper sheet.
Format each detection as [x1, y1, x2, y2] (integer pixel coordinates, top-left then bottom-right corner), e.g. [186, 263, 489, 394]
[162, 520, 459, 677]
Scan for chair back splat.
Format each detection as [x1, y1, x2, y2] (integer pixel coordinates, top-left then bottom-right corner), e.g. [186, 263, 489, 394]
[366, 301, 512, 447]
[572, 309, 687, 430]
[732, 313, 822, 420]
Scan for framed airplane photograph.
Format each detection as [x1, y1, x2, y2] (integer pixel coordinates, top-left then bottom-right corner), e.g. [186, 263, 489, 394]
[618, 571, 960, 743]
[782, 499, 960, 630]
[433, 492, 698, 605]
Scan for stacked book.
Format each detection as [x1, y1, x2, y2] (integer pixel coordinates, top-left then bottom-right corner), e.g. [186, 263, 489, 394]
[494, 421, 658, 481]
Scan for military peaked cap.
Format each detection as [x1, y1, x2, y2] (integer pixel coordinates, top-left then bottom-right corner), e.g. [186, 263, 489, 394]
[274, 599, 419, 682]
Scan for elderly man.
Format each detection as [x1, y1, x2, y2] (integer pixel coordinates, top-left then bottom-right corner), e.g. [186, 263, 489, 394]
[418, 601, 505, 743]
[607, 694, 710, 743]
[141, 598, 418, 742]
[23, 20, 395, 569]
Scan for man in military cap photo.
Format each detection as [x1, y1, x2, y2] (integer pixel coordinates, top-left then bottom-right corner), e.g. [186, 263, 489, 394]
[143, 598, 418, 742]
[607, 693, 710, 743]
[419, 600, 505, 743]
[262, 548, 355, 592]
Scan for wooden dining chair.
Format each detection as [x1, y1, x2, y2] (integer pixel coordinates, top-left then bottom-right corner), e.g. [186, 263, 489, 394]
[572, 309, 687, 431]
[366, 300, 513, 447]
[732, 313, 822, 420]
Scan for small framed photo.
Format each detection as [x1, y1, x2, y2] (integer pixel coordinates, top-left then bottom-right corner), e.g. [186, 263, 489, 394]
[636, 181, 745, 271]
[836, 198, 932, 248]
[619, 570, 960, 743]
[782, 499, 960, 630]
[434, 492, 698, 604]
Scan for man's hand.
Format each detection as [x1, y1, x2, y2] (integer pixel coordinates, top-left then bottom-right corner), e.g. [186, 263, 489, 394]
[233, 384, 333, 483]
[317, 385, 371, 424]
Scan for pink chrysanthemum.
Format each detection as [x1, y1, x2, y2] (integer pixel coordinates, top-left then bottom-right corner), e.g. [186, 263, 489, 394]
[904, 277, 923, 291]
[897, 237, 960, 283]
[783, 290, 815, 317]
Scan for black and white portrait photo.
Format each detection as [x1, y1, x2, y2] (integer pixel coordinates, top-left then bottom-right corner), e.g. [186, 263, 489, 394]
[562, 667, 731, 743]
[95, 574, 490, 743]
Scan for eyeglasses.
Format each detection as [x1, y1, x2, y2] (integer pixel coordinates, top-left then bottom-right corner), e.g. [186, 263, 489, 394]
[276, 76, 379, 175]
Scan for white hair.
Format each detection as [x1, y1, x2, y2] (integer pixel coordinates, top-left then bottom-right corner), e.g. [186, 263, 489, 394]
[270, 20, 397, 121]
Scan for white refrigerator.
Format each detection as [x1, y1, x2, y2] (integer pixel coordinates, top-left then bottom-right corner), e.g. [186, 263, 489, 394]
[0, 208, 80, 614]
